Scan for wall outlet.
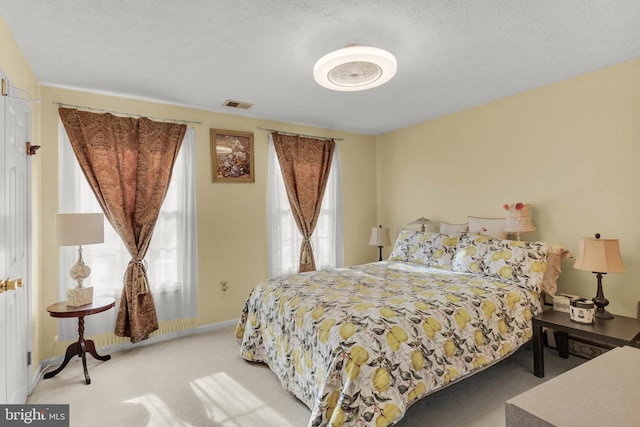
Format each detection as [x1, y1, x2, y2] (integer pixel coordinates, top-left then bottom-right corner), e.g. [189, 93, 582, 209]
[220, 281, 229, 294]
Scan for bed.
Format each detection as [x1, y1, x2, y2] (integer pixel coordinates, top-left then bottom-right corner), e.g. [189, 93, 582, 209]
[236, 229, 569, 426]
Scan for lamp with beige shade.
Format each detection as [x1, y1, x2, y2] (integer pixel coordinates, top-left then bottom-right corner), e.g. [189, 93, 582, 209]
[57, 213, 104, 306]
[573, 233, 625, 319]
[369, 225, 391, 262]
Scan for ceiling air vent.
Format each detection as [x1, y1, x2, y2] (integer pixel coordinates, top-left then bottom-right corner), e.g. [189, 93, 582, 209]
[223, 99, 254, 110]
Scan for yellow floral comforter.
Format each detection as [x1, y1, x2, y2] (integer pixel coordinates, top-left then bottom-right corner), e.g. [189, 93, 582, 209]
[236, 261, 542, 426]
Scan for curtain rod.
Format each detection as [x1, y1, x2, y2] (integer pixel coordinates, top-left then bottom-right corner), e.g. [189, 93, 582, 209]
[257, 127, 343, 141]
[53, 102, 202, 125]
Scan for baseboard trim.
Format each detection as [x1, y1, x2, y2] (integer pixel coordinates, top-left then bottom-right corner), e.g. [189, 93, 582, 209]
[196, 318, 239, 333]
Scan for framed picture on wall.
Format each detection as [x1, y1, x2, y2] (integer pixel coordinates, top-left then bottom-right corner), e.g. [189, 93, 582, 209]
[210, 129, 254, 182]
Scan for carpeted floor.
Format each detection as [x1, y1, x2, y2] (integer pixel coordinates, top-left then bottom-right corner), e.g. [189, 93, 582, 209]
[28, 326, 585, 426]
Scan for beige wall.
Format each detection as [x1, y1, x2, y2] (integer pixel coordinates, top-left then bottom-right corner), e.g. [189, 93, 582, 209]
[38, 86, 377, 362]
[1, 16, 43, 377]
[376, 58, 640, 318]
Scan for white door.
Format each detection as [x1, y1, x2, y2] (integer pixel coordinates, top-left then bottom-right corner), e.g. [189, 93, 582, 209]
[0, 72, 7, 405]
[1, 72, 32, 405]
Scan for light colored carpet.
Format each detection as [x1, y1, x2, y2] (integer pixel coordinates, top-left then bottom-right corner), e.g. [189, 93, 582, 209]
[28, 326, 584, 426]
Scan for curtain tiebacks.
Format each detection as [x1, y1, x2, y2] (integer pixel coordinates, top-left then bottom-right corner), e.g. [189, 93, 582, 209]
[127, 260, 150, 295]
[301, 239, 312, 264]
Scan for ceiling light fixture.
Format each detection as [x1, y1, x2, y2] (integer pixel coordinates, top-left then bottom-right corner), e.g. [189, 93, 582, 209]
[313, 44, 397, 92]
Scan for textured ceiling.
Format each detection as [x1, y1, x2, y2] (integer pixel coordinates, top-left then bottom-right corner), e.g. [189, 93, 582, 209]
[2, 0, 639, 135]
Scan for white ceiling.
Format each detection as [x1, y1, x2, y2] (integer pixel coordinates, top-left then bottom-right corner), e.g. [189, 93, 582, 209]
[2, 0, 639, 135]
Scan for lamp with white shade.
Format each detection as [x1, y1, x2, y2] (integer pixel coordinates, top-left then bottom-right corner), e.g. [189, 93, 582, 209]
[504, 202, 535, 241]
[408, 217, 430, 232]
[369, 225, 391, 262]
[573, 233, 625, 319]
[57, 213, 104, 306]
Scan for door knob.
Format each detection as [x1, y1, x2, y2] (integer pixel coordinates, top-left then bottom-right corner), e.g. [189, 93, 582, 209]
[6, 279, 17, 291]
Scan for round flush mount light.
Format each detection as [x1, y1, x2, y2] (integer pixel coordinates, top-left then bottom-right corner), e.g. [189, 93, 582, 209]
[313, 44, 397, 91]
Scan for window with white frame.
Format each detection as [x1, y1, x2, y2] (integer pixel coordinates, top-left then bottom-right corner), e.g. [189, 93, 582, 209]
[267, 135, 343, 277]
[58, 122, 198, 339]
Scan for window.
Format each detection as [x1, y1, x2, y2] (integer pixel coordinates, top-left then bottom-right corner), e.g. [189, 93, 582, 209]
[267, 135, 343, 277]
[58, 122, 198, 339]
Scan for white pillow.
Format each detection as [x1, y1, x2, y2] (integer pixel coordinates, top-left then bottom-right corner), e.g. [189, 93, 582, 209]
[439, 222, 468, 233]
[467, 216, 507, 240]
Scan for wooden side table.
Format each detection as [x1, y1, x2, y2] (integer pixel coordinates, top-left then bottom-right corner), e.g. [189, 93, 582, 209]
[532, 308, 640, 377]
[44, 296, 115, 384]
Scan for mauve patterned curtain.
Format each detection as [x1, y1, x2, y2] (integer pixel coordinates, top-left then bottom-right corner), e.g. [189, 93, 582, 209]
[272, 132, 335, 272]
[58, 108, 186, 343]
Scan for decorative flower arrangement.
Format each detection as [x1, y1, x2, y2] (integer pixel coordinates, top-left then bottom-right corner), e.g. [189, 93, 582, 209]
[217, 138, 251, 178]
[503, 202, 523, 211]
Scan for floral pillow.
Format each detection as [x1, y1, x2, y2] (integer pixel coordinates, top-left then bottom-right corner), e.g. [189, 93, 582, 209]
[388, 229, 421, 261]
[413, 233, 464, 269]
[408, 232, 436, 264]
[454, 236, 550, 292]
[480, 239, 549, 293]
[452, 234, 492, 274]
[388, 230, 463, 269]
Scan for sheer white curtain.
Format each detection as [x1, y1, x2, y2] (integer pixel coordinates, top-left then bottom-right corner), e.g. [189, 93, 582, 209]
[267, 134, 343, 278]
[58, 123, 198, 340]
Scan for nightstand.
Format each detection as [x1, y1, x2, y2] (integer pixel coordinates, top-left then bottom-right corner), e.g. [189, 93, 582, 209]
[532, 309, 640, 377]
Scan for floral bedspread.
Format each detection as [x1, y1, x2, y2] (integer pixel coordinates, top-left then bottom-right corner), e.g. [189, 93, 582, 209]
[236, 261, 542, 426]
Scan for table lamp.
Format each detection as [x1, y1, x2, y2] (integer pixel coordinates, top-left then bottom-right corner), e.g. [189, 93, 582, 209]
[57, 213, 104, 306]
[408, 217, 430, 232]
[573, 233, 625, 319]
[369, 225, 391, 261]
[504, 202, 535, 241]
